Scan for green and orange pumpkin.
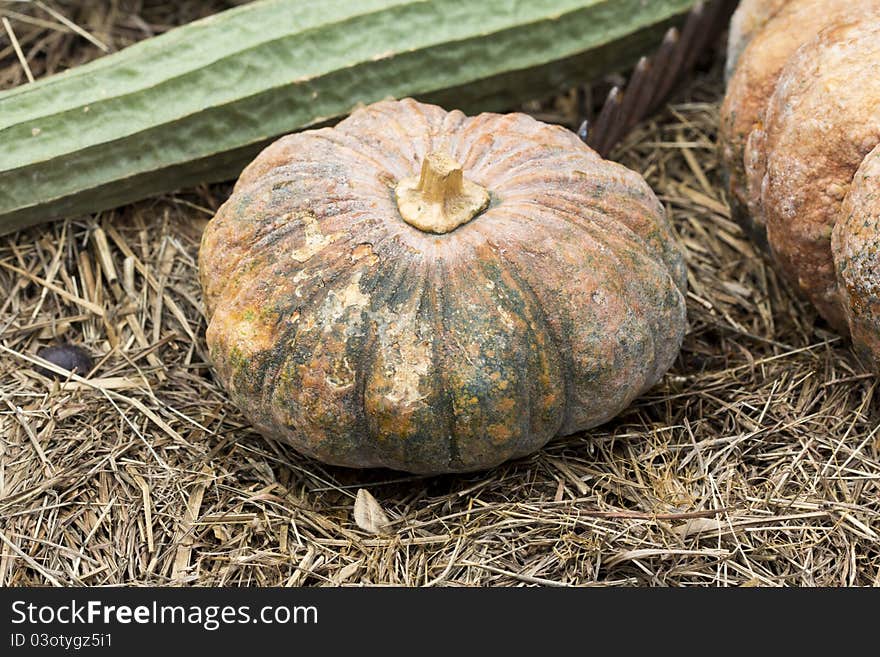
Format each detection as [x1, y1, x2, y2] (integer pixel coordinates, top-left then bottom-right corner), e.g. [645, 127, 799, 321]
[199, 98, 687, 473]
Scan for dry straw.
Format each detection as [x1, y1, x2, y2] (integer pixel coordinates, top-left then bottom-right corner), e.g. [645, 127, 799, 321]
[1, 1, 878, 587]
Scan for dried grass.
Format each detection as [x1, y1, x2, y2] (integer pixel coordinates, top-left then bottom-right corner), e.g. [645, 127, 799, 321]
[1, 1, 878, 587]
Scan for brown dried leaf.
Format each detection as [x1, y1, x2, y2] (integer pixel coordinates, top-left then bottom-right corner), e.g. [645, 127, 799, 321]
[674, 517, 724, 539]
[353, 489, 391, 535]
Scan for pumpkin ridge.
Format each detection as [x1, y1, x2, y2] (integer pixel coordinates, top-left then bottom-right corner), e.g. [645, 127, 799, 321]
[335, 115, 421, 180]
[483, 202, 682, 431]
[471, 241, 567, 451]
[239, 156, 392, 197]
[355, 262, 405, 442]
[431, 256, 463, 471]
[353, 98, 447, 160]
[207, 206, 390, 327]
[200, 163, 393, 310]
[238, 202, 369, 259]
[487, 152, 684, 292]
[334, 99, 452, 180]
[506, 192, 680, 285]
[454, 111, 589, 182]
[287, 224, 411, 314]
[234, 132, 401, 196]
[352, 246, 428, 467]
[477, 136, 595, 180]
[212, 211, 403, 356]
[438, 250, 485, 470]
[480, 233, 581, 434]
[498, 272, 568, 452]
[400, 98, 453, 161]
[461, 111, 585, 153]
[439, 107, 469, 144]
[217, 244, 373, 399]
[486, 150, 599, 185]
[472, 141, 584, 187]
[541, 201, 675, 378]
[264, 241, 419, 467]
[472, 234, 571, 436]
[309, 129, 413, 182]
[451, 123, 498, 178]
[428, 247, 562, 470]
[498, 196, 677, 289]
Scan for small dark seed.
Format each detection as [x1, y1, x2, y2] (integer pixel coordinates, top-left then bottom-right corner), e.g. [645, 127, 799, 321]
[36, 343, 94, 379]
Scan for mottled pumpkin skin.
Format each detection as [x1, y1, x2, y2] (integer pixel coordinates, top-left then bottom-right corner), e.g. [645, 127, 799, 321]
[719, 0, 874, 246]
[199, 98, 687, 474]
[833, 145, 880, 366]
[724, 0, 788, 82]
[746, 16, 880, 333]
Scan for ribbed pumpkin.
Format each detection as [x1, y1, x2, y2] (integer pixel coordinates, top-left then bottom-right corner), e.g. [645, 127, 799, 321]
[719, 0, 877, 245]
[833, 145, 880, 365]
[199, 98, 687, 474]
[721, 0, 880, 364]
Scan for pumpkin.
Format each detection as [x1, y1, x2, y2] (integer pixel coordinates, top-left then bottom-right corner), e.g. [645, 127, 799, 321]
[719, 0, 876, 245]
[721, 1, 880, 363]
[199, 98, 687, 474]
[724, 0, 788, 81]
[833, 144, 880, 365]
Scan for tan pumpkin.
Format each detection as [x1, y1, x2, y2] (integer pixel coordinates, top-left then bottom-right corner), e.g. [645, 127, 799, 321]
[199, 98, 687, 474]
[833, 145, 880, 365]
[721, 0, 880, 363]
[724, 0, 788, 81]
[719, 0, 877, 245]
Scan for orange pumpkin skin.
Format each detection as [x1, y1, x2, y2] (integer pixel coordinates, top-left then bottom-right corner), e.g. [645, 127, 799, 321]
[724, 0, 788, 81]
[745, 16, 880, 333]
[719, 0, 874, 246]
[199, 99, 686, 474]
[833, 144, 880, 366]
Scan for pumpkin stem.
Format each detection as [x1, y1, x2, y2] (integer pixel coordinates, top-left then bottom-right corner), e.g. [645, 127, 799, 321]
[395, 151, 490, 234]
